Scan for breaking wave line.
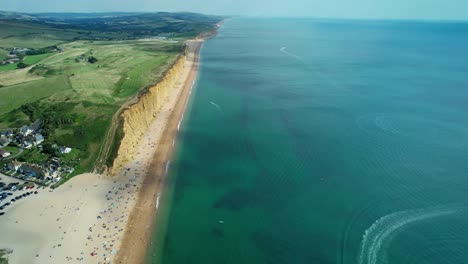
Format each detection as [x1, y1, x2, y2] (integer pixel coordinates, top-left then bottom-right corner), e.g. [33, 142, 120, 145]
[155, 192, 161, 209]
[165, 161, 171, 175]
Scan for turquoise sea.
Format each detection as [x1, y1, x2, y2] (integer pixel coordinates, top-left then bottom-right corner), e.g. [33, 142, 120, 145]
[148, 18, 468, 264]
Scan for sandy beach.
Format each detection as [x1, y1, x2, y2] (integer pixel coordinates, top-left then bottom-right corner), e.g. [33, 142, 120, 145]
[114, 39, 203, 264]
[0, 39, 203, 264]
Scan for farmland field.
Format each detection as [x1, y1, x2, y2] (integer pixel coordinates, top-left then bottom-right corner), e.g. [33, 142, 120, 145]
[0, 12, 222, 182]
[0, 53, 53, 72]
[0, 39, 179, 177]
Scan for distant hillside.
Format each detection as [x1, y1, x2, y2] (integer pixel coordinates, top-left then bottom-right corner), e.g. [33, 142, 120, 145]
[0, 11, 37, 20]
[33, 12, 146, 20]
[0, 11, 224, 47]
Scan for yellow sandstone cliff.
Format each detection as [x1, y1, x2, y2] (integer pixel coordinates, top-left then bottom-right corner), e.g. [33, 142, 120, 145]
[110, 56, 186, 174]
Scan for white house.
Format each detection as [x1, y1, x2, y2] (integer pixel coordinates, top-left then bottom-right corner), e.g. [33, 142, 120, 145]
[0, 149, 11, 158]
[23, 141, 33, 149]
[59, 146, 72, 154]
[1, 130, 14, 137]
[20, 125, 34, 136]
[34, 134, 44, 145]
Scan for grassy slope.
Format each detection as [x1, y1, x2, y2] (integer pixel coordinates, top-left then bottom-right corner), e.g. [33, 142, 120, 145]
[0, 12, 221, 185]
[0, 75, 71, 113]
[0, 53, 53, 73]
[0, 48, 8, 60]
[0, 40, 179, 180]
[0, 63, 17, 72]
[0, 21, 72, 48]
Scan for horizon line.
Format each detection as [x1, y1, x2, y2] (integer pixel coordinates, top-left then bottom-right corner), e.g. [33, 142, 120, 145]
[1, 10, 468, 23]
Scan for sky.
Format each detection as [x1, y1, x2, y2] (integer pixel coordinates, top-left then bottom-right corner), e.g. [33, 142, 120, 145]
[1, 0, 468, 20]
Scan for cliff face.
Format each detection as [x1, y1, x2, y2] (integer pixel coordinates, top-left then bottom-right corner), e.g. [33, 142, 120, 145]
[110, 56, 186, 174]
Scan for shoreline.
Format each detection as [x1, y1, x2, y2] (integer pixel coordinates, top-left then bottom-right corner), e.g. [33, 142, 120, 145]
[114, 39, 204, 264]
[0, 39, 204, 264]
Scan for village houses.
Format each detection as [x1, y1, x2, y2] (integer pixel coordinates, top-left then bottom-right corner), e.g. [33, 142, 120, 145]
[7, 160, 21, 171]
[19, 125, 34, 137]
[0, 149, 11, 158]
[0, 120, 75, 184]
[0, 136, 11, 147]
[19, 163, 45, 178]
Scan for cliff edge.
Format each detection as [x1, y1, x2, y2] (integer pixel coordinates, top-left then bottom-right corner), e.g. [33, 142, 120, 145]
[110, 55, 187, 174]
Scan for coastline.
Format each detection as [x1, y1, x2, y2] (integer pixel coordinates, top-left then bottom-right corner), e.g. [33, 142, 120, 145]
[0, 38, 205, 264]
[114, 39, 204, 264]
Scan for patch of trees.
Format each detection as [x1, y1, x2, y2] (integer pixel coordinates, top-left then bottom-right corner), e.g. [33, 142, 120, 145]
[28, 64, 47, 75]
[20, 102, 78, 136]
[87, 56, 98, 64]
[25, 46, 58, 55]
[25, 49, 45, 55]
[28, 65, 59, 76]
[26, 50, 44, 55]
[17, 62, 29, 69]
[42, 142, 57, 156]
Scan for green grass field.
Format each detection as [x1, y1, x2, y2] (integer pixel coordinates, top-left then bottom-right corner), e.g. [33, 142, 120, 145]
[1, 145, 21, 157]
[0, 48, 8, 60]
[0, 63, 17, 72]
[23, 53, 51, 64]
[0, 75, 71, 114]
[0, 38, 180, 179]
[0, 53, 52, 72]
[0, 20, 105, 48]
[0, 12, 221, 185]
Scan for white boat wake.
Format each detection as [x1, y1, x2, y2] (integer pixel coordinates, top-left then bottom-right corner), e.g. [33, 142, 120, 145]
[210, 101, 221, 111]
[358, 206, 461, 264]
[280, 47, 304, 62]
